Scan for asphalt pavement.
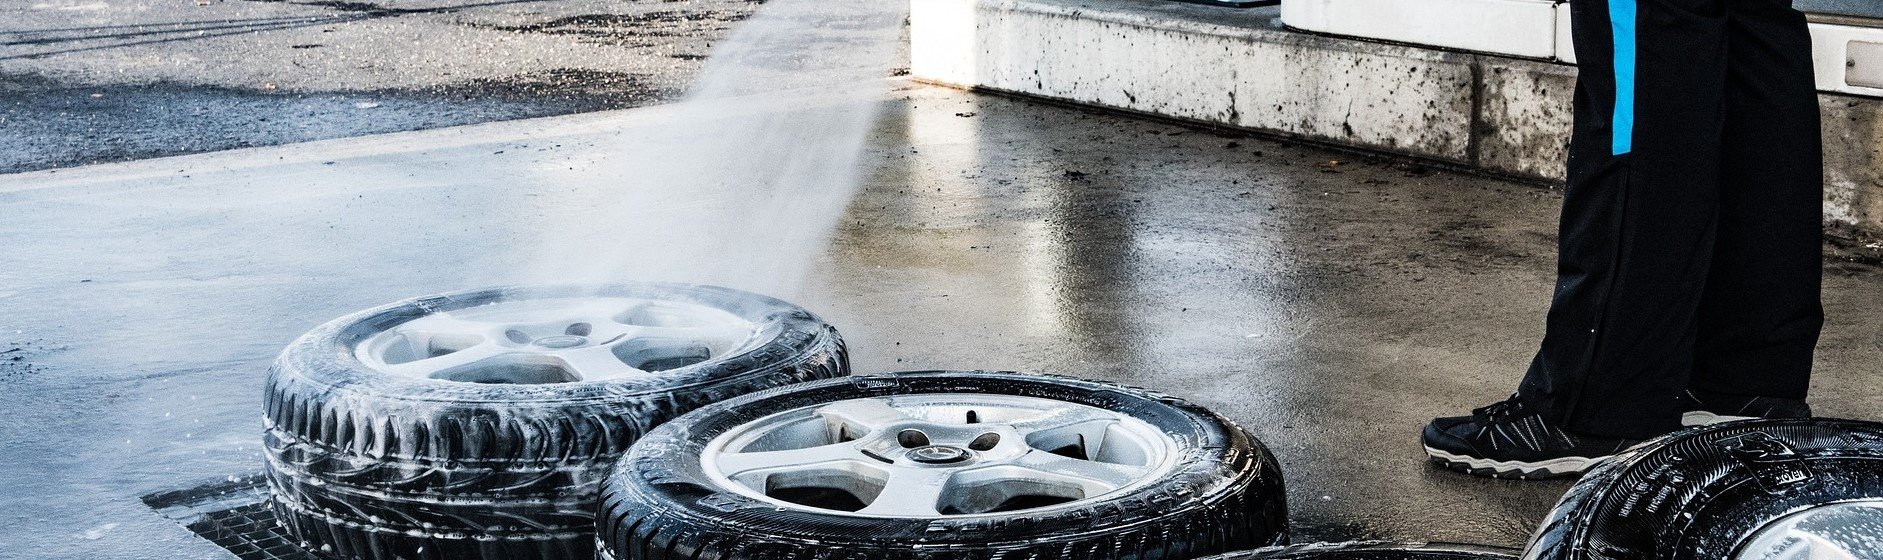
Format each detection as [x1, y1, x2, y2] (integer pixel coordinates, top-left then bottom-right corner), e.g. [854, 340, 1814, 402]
[0, 0, 808, 173]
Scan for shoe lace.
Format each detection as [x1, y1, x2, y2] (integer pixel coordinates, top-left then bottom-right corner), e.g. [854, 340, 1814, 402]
[1472, 394, 1526, 424]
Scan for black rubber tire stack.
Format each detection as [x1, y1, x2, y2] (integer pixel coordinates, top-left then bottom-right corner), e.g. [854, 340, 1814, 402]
[1524, 418, 1883, 559]
[263, 284, 849, 560]
[1197, 541, 1517, 559]
[596, 370, 1290, 560]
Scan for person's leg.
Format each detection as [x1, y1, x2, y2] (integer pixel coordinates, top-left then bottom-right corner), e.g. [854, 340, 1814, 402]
[1423, 0, 1737, 479]
[1687, 0, 1822, 408]
[1514, 0, 1730, 440]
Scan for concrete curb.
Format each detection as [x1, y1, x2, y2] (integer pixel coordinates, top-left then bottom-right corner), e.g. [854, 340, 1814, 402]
[911, 0, 1882, 250]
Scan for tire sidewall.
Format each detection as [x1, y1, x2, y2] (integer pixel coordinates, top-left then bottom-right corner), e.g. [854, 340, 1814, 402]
[604, 370, 1286, 549]
[1523, 419, 1883, 560]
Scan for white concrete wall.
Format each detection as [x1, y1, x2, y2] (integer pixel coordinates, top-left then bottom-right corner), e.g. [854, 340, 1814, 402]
[915, 0, 1478, 163]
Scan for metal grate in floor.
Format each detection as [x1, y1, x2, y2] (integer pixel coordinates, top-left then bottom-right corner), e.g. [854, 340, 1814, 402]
[142, 475, 313, 560]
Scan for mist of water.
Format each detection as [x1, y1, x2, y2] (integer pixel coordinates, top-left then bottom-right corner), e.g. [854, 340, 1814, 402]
[518, 0, 909, 299]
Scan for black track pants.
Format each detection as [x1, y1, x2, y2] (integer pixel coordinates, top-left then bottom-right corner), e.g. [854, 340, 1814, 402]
[1516, 0, 1824, 440]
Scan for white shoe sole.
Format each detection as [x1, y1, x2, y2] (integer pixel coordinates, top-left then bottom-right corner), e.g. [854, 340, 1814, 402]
[1681, 411, 1757, 427]
[1423, 446, 1607, 479]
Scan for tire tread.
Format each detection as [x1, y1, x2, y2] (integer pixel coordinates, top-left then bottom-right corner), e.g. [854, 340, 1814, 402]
[265, 286, 848, 560]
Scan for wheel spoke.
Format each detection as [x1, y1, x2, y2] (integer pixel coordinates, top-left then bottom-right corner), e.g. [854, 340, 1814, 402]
[1005, 406, 1121, 436]
[579, 319, 640, 345]
[557, 346, 644, 381]
[816, 398, 916, 436]
[713, 443, 860, 475]
[1763, 536, 1858, 560]
[698, 393, 1177, 519]
[854, 468, 953, 516]
[394, 312, 503, 338]
[630, 324, 757, 346]
[1011, 451, 1154, 491]
[382, 343, 510, 378]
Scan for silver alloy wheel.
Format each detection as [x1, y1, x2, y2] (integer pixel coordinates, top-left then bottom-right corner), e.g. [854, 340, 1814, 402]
[355, 297, 759, 383]
[1734, 500, 1883, 559]
[699, 394, 1180, 518]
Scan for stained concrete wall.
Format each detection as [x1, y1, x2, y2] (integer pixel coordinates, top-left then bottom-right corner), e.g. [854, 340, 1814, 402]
[1824, 97, 1883, 243]
[911, 0, 1883, 248]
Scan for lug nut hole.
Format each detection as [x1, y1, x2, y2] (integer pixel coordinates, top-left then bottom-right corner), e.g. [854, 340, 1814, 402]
[898, 429, 931, 448]
[968, 432, 1000, 451]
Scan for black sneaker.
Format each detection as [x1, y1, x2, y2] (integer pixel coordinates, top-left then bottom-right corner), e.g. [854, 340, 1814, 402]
[1680, 388, 1811, 426]
[1421, 395, 1643, 480]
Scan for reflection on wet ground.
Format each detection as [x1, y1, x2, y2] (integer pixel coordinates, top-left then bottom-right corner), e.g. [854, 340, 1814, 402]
[0, 83, 1878, 558]
[806, 87, 1883, 545]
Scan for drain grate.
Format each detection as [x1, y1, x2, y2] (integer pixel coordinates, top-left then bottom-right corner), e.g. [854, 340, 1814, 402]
[142, 475, 313, 560]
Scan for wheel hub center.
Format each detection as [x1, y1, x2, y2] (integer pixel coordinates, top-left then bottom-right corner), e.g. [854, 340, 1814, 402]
[532, 335, 589, 349]
[907, 445, 973, 464]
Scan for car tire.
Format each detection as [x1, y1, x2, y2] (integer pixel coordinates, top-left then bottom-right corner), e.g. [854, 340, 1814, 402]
[263, 283, 849, 560]
[1198, 541, 1518, 559]
[596, 370, 1289, 560]
[1523, 418, 1883, 559]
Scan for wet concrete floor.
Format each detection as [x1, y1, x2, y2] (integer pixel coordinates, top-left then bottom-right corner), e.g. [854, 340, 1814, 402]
[1, 82, 1879, 558]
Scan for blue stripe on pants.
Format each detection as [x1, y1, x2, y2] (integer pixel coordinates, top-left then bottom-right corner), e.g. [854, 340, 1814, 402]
[1610, 0, 1637, 155]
